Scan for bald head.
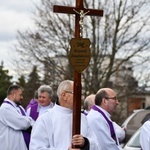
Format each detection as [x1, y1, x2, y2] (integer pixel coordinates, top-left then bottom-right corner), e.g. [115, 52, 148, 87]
[95, 88, 116, 105]
[97, 88, 115, 95]
[95, 88, 119, 114]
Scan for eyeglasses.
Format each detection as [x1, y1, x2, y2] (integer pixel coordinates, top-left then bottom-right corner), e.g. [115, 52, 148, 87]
[105, 97, 118, 101]
[65, 90, 74, 94]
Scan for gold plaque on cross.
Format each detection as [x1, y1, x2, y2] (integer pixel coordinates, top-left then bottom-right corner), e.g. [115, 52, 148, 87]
[69, 38, 91, 73]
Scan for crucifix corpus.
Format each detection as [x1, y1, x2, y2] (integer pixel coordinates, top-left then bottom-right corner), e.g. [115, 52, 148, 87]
[54, 0, 103, 148]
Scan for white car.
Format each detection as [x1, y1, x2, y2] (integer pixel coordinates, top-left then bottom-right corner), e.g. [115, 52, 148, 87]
[123, 127, 141, 150]
[122, 108, 150, 143]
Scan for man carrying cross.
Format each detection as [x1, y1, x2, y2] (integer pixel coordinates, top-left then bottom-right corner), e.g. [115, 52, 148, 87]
[29, 80, 101, 150]
[53, 0, 103, 141]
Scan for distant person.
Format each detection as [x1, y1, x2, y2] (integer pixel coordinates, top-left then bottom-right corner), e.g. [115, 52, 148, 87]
[0, 85, 35, 150]
[26, 91, 38, 120]
[87, 88, 123, 150]
[26, 85, 54, 120]
[30, 80, 101, 150]
[26, 90, 38, 110]
[83, 94, 95, 115]
[140, 120, 150, 150]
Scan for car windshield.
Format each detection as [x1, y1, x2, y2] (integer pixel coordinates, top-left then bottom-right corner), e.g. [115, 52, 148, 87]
[121, 109, 143, 127]
[126, 128, 141, 147]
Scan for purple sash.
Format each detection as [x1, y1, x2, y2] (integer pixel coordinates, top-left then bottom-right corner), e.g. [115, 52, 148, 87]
[3, 101, 31, 149]
[83, 110, 88, 116]
[30, 103, 39, 121]
[26, 99, 37, 110]
[26, 99, 39, 121]
[92, 105, 118, 145]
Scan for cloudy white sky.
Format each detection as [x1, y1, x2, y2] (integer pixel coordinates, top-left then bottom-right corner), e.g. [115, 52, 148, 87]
[0, 0, 40, 75]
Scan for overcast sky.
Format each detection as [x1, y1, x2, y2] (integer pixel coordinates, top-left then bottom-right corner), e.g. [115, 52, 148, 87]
[0, 0, 40, 75]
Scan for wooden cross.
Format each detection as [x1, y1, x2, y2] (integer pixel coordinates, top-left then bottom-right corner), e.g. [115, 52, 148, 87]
[54, 0, 103, 148]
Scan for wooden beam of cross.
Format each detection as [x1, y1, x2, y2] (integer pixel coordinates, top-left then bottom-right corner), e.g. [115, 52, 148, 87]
[53, 0, 103, 148]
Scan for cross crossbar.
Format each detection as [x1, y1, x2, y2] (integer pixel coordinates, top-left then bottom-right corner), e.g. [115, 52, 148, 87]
[54, 5, 103, 16]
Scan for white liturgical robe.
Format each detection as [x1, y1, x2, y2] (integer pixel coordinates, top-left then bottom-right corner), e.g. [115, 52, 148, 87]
[0, 98, 35, 150]
[26, 102, 54, 117]
[113, 122, 125, 142]
[140, 120, 150, 150]
[87, 105, 122, 150]
[30, 104, 101, 150]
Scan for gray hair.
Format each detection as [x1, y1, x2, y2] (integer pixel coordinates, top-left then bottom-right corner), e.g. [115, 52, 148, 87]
[34, 91, 38, 99]
[57, 80, 73, 98]
[38, 85, 53, 98]
[84, 96, 94, 110]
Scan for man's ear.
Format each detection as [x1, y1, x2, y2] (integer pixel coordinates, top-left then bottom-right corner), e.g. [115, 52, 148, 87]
[12, 93, 16, 99]
[61, 91, 68, 102]
[102, 98, 107, 105]
[61, 91, 65, 97]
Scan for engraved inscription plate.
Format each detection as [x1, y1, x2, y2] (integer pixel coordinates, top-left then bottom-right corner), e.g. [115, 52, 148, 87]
[69, 38, 91, 73]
